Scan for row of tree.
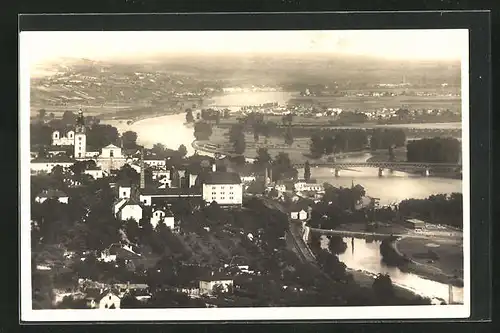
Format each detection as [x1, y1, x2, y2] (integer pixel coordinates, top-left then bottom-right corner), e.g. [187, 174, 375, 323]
[309, 129, 407, 158]
[406, 137, 461, 163]
[309, 130, 369, 158]
[398, 193, 463, 229]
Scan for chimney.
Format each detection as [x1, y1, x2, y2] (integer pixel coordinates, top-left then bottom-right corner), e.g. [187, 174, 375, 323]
[212, 163, 216, 172]
[140, 148, 145, 189]
[269, 168, 273, 183]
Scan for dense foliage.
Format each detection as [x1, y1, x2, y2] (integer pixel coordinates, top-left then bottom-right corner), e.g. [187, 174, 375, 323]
[407, 137, 461, 163]
[398, 193, 463, 229]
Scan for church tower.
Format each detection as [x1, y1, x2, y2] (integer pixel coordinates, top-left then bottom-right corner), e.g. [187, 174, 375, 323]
[74, 109, 87, 160]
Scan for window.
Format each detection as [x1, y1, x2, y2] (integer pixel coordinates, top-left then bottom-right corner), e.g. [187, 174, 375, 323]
[110, 150, 114, 157]
[212, 186, 216, 190]
[221, 186, 225, 189]
[229, 197, 234, 200]
[230, 186, 233, 189]
[212, 192, 216, 195]
[212, 197, 216, 201]
[78, 153, 82, 158]
[220, 192, 225, 195]
[78, 136, 81, 141]
[221, 197, 225, 200]
[123, 191, 126, 196]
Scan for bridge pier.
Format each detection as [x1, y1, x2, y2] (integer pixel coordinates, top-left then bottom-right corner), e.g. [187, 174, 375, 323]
[389, 169, 394, 174]
[425, 168, 430, 177]
[378, 168, 383, 177]
[334, 168, 340, 177]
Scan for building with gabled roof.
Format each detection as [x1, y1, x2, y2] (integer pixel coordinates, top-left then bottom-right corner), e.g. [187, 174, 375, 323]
[197, 170, 243, 206]
[139, 187, 202, 206]
[116, 197, 144, 222]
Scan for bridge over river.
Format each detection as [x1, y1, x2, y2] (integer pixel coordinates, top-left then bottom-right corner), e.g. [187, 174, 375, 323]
[294, 161, 462, 176]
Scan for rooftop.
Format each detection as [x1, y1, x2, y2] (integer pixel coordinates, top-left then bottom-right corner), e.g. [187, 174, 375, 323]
[140, 187, 202, 196]
[103, 144, 121, 150]
[31, 156, 74, 163]
[200, 272, 234, 282]
[37, 189, 68, 198]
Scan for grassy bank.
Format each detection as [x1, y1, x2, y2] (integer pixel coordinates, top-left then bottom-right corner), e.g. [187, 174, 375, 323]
[394, 237, 463, 288]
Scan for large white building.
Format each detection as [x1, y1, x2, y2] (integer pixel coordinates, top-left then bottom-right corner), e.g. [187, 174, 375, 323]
[199, 171, 243, 206]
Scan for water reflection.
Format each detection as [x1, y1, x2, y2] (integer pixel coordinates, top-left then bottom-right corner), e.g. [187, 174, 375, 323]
[321, 236, 463, 303]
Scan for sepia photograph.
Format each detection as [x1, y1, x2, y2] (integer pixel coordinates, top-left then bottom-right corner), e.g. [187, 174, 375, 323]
[20, 28, 469, 321]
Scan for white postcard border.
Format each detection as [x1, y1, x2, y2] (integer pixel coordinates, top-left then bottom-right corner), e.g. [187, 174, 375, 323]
[20, 29, 470, 322]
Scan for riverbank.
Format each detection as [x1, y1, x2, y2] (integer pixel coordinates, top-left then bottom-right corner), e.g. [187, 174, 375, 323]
[346, 268, 435, 302]
[394, 236, 464, 288]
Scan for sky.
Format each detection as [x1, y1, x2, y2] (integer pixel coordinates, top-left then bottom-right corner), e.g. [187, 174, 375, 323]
[21, 29, 468, 67]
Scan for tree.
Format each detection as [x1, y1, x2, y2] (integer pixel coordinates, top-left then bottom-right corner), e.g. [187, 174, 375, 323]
[151, 143, 165, 157]
[304, 161, 311, 182]
[193, 122, 213, 141]
[121, 131, 138, 149]
[116, 164, 140, 185]
[284, 126, 294, 145]
[372, 273, 395, 301]
[310, 134, 324, 158]
[86, 124, 120, 150]
[254, 148, 272, 169]
[229, 124, 246, 155]
[272, 152, 298, 181]
[407, 137, 460, 164]
[177, 144, 187, 158]
[61, 111, 77, 125]
[185, 108, 194, 123]
[120, 293, 144, 308]
[38, 109, 47, 121]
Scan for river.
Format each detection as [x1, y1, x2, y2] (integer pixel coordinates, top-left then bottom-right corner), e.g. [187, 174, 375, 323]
[320, 236, 464, 304]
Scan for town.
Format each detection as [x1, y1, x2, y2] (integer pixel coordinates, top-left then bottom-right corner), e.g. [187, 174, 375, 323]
[30, 106, 463, 309]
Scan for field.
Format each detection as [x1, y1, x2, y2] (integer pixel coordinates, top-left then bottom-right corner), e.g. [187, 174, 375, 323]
[395, 237, 463, 279]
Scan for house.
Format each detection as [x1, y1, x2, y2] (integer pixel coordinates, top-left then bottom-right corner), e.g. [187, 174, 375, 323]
[199, 274, 234, 296]
[83, 166, 105, 179]
[116, 198, 144, 222]
[289, 202, 311, 221]
[35, 189, 69, 204]
[150, 207, 175, 229]
[46, 145, 72, 157]
[405, 218, 426, 230]
[290, 209, 308, 221]
[294, 180, 324, 192]
[143, 156, 166, 168]
[240, 175, 256, 183]
[117, 183, 133, 199]
[198, 171, 243, 206]
[139, 187, 202, 206]
[96, 290, 122, 309]
[52, 129, 75, 146]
